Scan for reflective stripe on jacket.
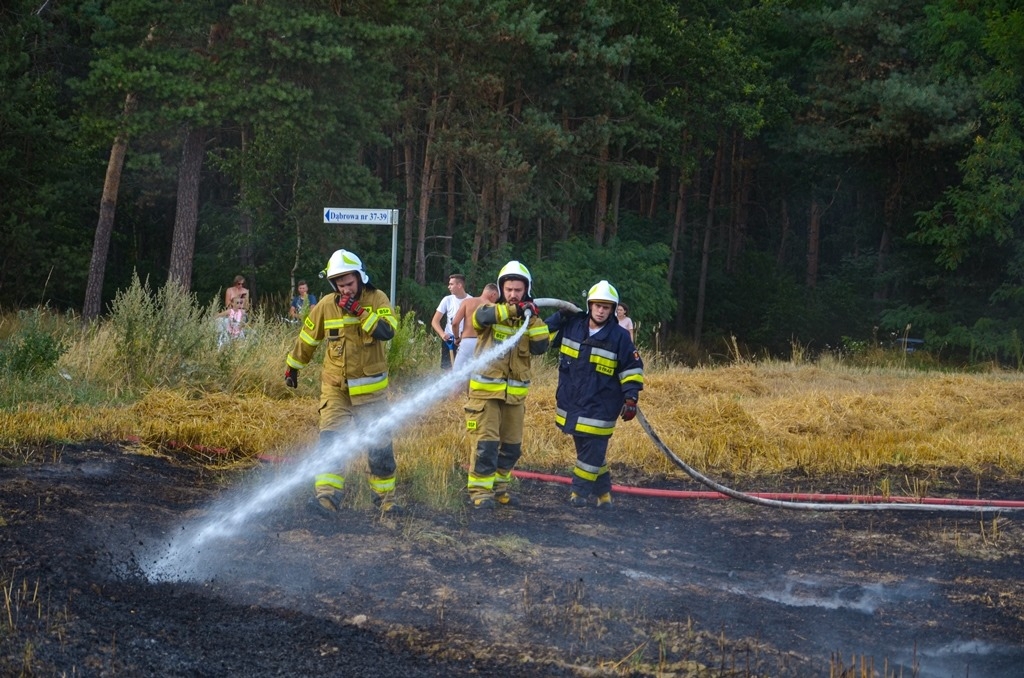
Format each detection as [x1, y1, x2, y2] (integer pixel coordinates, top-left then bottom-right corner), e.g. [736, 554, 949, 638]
[285, 288, 398, 403]
[469, 302, 549, 404]
[544, 311, 644, 437]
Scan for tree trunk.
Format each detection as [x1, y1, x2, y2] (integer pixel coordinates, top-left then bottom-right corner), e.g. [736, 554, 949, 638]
[445, 162, 456, 260]
[414, 90, 441, 285]
[288, 154, 301, 294]
[402, 139, 415, 279]
[167, 126, 206, 290]
[239, 126, 256, 293]
[535, 217, 543, 261]
[667, 169, 688, 286]
[609, 139, 625, 240]
[414, 152, 438, 285]
[726, 132, 739, 273]
[471, 178, 490, 265]
[728, 140, 752, 274]
[776, 199, 790, 266]
[694, 137, 723, 345]
[83, 93, 136, 320]
[806, 199, 821, 289]
[593, 138, 609, 245]
[497, 193, 512, 250]
[875, 174, 901, 300]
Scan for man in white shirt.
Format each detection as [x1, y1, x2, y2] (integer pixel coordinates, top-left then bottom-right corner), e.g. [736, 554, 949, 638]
[431, 273, 469, 369]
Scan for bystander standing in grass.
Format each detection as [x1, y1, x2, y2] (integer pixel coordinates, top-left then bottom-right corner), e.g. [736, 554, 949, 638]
[544, 280, 644, 509]
[216, 294, 248, 348]
[431, 273, 469, 370]
[616, 303, 634, 343]
[225, 275, 249, 310]
[288, 279, 317, 321]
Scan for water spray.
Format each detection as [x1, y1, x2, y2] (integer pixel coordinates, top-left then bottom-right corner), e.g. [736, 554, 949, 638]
[143, 308, 544, 582]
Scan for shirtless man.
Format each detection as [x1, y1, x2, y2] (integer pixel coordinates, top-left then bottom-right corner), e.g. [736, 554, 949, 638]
[451, 283, 500, 373]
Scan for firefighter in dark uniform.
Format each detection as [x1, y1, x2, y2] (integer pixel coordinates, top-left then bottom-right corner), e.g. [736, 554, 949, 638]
[465, 260, 550, 509]
[284, 249, 402, 515]
[544, 280, 644, 508]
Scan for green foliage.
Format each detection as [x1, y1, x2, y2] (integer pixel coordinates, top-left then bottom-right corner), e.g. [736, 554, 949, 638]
[107, 274, 213, 388]
[0, 309, 68, 375]
[0, 1, 101, 309]
[531, 238, 675, 339]
[6, 0, 1024, 376]
[879, 302, 1024, 365]
[387, 308, 435, 381]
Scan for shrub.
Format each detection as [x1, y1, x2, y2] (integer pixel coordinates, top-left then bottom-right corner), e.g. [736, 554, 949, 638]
[105, 274, 216, 388]
[388, 308, 435, 382]
[0, 308, 68, 375]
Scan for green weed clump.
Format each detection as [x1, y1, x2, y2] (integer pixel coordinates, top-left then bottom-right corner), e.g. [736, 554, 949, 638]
[0, 308, 68, 375]
[104, 274, 224, 390]
[387, 308, 436, 382]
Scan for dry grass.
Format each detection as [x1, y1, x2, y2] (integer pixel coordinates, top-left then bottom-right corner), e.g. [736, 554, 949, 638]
[5, 291, 1024, 505]
[5, 361, 1024, 491]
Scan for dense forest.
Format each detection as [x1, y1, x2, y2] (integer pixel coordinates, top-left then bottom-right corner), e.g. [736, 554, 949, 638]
[2, 0, 1023, 360]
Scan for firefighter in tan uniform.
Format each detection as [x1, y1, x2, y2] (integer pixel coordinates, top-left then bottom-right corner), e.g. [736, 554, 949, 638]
[465, 260, 549, 509]
[284, 249, 401, 515]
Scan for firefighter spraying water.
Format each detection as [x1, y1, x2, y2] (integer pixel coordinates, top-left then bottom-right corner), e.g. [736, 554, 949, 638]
[141, 261, 578, 583]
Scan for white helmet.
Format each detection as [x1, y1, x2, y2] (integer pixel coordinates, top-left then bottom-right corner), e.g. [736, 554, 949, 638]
[320, 249, 369, 289]
[497, 260, 533, 299]
[587, 280, 619, 306]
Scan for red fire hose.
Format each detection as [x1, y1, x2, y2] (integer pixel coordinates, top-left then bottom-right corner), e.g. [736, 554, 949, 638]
[511, 468, 1024, 509]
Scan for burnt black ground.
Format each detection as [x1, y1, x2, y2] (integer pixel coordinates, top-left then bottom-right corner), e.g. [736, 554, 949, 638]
[3, 443, 1024, 677]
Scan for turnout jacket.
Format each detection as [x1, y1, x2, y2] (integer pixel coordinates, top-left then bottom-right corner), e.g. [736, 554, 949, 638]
[545, 311, 644, 437]
[285, 287, 397, 404]
[469, 302, 550, 405]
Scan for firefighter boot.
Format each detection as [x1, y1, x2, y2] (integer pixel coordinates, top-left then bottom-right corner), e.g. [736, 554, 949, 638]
[493, 468, 520, 507]
[596, 492, 614, 509]
[369, 474, 404, 516]
[569, 491, 590, 508]
[467, 481, 496, 510]
[467, 441, 499, 509]
[373, 493, 405, 516]
[308, 490, 343, 517]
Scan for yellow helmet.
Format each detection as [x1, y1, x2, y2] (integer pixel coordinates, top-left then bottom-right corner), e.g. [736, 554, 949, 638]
[587, 280, 619, 306]
[497, 260, 533, 299]
[320, 249, 369, 288]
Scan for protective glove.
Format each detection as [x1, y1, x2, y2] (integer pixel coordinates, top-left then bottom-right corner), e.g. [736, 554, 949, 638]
[515, 300, 540, 318]
[337, 294, 363, 315]
[620, 398, 637, 421]
[285, 367, 299, 388]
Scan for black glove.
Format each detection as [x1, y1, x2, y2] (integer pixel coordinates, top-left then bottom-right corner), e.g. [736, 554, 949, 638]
[285, 367, 299, 388]
[621, 398, 637, 421]
[337, 294, 362, 315]
[515, 300, 540, 318]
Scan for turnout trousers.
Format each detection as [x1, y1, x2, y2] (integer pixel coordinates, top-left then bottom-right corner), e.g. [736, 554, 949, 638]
[314, 381, 397, 504]
[571, 435, 611, 498]
[465, 397, 524, 501]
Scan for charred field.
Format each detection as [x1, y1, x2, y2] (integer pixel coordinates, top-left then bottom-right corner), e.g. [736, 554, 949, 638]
[3, 442, 1024, 677]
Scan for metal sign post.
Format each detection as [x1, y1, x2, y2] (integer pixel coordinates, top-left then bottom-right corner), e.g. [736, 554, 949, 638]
[323, 208, 400, 303]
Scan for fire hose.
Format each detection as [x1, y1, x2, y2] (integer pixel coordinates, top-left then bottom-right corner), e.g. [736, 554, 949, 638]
[526, 297, 1024, 514]
[619, 407, 1024, 512]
